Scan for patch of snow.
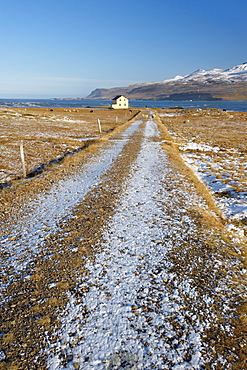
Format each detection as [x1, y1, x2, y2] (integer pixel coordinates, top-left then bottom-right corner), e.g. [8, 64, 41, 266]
[226, 63, 247, 73]
[181, 148, 247, 236]
[179, 142, 220, 153]
[159, 113, 177, 117]
[52, 117, 87, 124]
[77, 137, 99, 141]
[161, 75, 184, 83]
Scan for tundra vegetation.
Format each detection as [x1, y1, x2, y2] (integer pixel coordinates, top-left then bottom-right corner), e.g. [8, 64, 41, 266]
[0, 107, 246, 369]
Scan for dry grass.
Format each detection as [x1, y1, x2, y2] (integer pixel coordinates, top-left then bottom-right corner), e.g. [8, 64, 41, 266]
[156, 108, 247, 191]
[156, 108, 247, 222]
[0, 107, 138, 184]
[156, 107, 247, 267]
[156, 114, 225, 223]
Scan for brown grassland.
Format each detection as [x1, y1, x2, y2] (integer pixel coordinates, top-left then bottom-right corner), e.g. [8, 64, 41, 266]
[157, 107, 247, 222]
[0, 107, 139, 185]
[156, 107, 247, 258]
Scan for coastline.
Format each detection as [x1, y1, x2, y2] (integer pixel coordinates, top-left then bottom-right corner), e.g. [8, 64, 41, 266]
[0, 98, 247, 111]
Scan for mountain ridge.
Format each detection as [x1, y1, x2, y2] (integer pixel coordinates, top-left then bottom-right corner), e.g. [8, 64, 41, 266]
[86, 63, 247, 101]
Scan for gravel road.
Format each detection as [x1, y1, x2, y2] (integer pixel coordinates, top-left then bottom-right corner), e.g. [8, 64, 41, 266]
[0, 114, 246, 369]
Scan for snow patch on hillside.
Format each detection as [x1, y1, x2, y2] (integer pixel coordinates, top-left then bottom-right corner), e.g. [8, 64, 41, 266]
[160, 63, 247, 85]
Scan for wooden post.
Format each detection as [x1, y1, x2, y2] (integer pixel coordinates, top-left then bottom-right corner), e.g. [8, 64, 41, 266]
[97, 118, 102, 133]
[20, 140, 26, 178]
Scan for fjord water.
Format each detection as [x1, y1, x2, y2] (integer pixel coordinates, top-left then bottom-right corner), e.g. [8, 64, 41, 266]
[0, 99, 247, 111]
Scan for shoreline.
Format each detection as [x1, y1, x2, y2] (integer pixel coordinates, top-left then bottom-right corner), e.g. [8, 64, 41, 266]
[0, 99, 247, 112]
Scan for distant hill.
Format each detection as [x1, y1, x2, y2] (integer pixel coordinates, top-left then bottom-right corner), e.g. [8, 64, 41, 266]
[86, 63, 247, 101]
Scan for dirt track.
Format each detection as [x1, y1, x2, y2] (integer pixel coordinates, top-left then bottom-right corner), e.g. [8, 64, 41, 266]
[0, 113, 246, 369]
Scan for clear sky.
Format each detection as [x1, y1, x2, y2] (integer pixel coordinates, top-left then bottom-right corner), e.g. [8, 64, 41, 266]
[0, 0, 246, 98]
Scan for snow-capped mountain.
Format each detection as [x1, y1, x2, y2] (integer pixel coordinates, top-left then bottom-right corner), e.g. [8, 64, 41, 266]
[165, 63, 247, 84]
[87, 63, 247, 100]
[226, 63, 247, 74]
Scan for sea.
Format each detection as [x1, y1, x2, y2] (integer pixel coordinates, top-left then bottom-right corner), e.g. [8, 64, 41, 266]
[0, 99, 247, 112]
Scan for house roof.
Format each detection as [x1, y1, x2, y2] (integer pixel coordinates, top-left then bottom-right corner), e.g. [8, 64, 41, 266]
[112, 95, 128, 100]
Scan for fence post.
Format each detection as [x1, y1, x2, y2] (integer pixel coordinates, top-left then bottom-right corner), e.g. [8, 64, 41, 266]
[97, 118, 102, 133]
[20, 140, 26, 178]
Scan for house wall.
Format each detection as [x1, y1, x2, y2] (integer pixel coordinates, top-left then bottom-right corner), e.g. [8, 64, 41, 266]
[111, 97, 129, 109]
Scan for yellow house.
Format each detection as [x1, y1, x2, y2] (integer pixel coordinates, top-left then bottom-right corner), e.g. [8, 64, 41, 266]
[111, 95, 129, 109]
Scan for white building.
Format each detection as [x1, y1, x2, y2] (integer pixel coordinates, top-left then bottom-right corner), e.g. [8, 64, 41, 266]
[111, 95, 129, 109]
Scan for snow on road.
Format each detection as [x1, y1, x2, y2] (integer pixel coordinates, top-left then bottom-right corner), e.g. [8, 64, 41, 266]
[0, 120, 142, 297]
[47, 118, 239, 369]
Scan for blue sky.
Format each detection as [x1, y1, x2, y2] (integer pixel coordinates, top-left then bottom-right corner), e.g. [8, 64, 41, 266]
[0, 0, 246, 98]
